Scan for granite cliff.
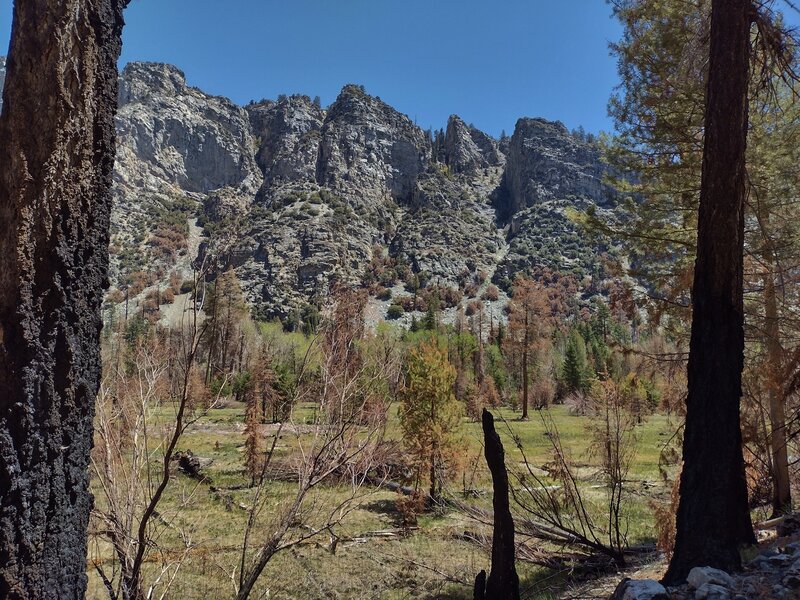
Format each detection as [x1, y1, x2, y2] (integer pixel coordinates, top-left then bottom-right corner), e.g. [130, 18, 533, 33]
[0, 59, 624, 325]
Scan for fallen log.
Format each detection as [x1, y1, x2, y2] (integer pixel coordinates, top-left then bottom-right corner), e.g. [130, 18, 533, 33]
[755, 515, 785, 530]
[339, 527, 419, 543]
[365, 476, 420, 497]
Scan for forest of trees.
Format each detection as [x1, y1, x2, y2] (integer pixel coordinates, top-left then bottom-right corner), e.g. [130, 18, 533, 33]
[1, 0, 800, 598]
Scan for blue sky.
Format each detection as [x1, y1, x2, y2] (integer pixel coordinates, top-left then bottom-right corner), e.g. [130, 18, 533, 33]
[4, 1, 622, 136]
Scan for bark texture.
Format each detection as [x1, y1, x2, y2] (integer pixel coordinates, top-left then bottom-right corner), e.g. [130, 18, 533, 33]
[663, 0, 756, 584]
[0, 1, 127, 598]
[475, 409, 520, 600]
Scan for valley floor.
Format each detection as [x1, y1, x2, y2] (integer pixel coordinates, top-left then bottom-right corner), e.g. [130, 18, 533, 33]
[86, 405, 680, 600]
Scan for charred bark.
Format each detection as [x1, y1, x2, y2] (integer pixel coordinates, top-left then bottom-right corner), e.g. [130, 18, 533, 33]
[0, 1, 128, 598]
[473, 570, 487, 600]
[663, 0, 756, 584]
[475, 409, 520, 600]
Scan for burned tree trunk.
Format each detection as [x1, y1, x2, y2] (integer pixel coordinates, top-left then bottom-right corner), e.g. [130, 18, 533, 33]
[663, 0, 756, 584]
[473, 570, 487, 600]
[474, 409, 520, 600]
[0, 1, 128, 598]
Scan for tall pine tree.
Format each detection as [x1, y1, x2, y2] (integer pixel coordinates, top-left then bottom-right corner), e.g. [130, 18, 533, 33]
[664, 0, 756, 582]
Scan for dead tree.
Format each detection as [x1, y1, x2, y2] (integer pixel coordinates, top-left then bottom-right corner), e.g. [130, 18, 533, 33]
[0, 1, 128, 598]
[235, 296, 388, 600]
[474, 409, 520, 600]
[91, 270, 215, 600]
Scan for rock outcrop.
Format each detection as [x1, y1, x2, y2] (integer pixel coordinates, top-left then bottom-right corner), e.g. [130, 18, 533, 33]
[501, 117, 614, 215]
[235, 84, 433, 318]
[316, 84, 429, 205]
[116, 62, 260, 194]
[109, 62, 262, 288]
[492, 117, 622, 288]
[233, 86, 526, 320]
[613, 537, 800, 600]
[610, 579, 670, 600]
[248, 95, 325, 190]
[392, 165, 505, 284]
[0, 57, 623, 323]
[443, 114, 504, 174]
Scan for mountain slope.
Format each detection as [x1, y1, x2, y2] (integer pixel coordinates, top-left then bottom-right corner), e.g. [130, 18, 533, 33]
[0, 59, 624, 324]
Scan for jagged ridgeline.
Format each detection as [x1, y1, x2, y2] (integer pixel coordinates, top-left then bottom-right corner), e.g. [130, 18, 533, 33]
[0, 60, 625, 324]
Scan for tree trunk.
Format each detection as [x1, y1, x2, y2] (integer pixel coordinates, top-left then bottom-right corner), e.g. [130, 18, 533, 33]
[764, 270, 791, 516]
[475, 310, 485, 389]
[205, 301, 219, 384]
[429, 440, 437, 502]
[521, 347, 529, 420]
[0, 1, 127, 598]
[476, 409, 520, 600]
[521, 306, 529, 420]
[663, 0, 755, 584]
[429, 380, 438, 502]
[473, 570, 487, 600]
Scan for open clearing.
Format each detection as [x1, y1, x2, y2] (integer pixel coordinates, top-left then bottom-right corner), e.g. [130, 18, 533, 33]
[87, 404, 679, 599]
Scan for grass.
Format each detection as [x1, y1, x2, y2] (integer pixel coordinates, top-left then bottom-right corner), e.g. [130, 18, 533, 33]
[86, 402, 678, 599]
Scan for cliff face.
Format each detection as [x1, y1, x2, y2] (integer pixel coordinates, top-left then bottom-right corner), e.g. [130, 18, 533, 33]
[0, 58, 622, 322]
[234, 85, 434, 318]
[234, 82, 519, 319]
[248, 95, 325, 190]
[116, 62, 260, 194]
[488, 117, 622, 287]
[502, 117, 614, 214]
[443, 114, 504, 175]
[316, 85, 430, 205]
[107, 63, 262, 290]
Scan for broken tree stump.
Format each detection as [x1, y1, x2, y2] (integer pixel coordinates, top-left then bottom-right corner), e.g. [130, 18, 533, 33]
[474, 409, 520, 600]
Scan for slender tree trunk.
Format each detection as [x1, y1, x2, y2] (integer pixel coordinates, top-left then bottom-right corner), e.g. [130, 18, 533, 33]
[521, 309, 529, 420]
[0, 1, 128, 598]
[755, 195, 791, 516]
[475, 409, 520, 600]
[475, 310, 485, 389]
[205, 307, 218, 384]
[429, 444, 437, 502]
[664, 0, 756, 584]
[764, 270, 791, 516]
[430, 392, 437, 502]
[521, 347, 529, 420]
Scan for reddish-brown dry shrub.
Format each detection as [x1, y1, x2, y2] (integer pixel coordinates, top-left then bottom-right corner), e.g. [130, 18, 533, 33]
[482, 284, 500, 301]
[396, 492, 427, 532]
[651, 471, 680, 559]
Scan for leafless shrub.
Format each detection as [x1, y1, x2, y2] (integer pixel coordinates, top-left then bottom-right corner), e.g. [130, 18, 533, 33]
[90, 267, 219, 600]
[531, 378, 556, 409]
[564, 391, 591, 416]
[234, 290, 391, 600]
[510, 408, 629, 569]
[460, 390, 638, 573]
